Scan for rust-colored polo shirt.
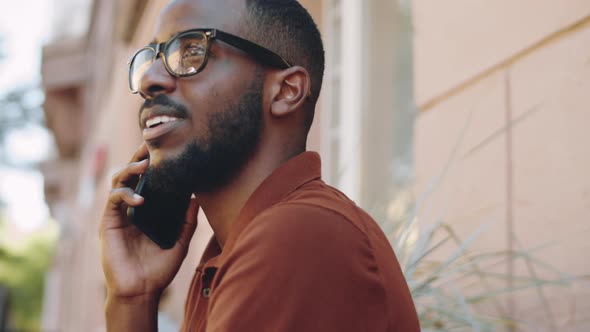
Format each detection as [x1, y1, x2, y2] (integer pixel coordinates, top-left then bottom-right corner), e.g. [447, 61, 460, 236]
[180, 152, 420, 332]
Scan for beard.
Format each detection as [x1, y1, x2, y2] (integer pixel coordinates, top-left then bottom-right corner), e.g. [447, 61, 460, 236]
[142, 78, 264, 195]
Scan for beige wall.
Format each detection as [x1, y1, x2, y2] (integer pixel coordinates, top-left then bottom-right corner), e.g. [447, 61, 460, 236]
[413, 1, 590, 331]
[413, 0, 590, 108]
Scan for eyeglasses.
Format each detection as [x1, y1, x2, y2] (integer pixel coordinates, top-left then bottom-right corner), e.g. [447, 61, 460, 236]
[128, 28, 292, 94]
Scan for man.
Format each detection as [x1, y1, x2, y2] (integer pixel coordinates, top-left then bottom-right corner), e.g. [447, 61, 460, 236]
[99, 0, 420, 331]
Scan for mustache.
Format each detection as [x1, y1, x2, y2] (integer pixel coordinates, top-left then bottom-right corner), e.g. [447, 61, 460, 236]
[139, 95, 190, 117]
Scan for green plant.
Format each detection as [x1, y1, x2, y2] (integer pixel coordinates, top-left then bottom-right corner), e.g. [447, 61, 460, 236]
[385, 203, 574, 331]
[0, 217, 58, 331]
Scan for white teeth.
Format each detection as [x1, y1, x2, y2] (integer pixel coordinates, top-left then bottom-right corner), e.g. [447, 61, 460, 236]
[146, 115, 179, 128]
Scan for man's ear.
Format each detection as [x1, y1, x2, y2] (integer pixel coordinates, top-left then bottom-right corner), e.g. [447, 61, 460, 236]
[268, 66, 311, 118]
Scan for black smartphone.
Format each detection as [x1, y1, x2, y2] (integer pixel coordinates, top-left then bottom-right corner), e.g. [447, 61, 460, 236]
[127, 174, 192, 249]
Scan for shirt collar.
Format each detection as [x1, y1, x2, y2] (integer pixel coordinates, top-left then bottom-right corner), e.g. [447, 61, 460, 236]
[201, 151, 322, 270]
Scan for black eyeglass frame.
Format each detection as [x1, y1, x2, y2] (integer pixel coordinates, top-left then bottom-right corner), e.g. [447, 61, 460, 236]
[127, 28, 293, 93]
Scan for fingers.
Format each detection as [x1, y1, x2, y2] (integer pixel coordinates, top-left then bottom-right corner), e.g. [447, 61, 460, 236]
[99, 144, 149, 237]
[111, 159, 149, 189]
[108, 188, 144, 208]
[129, 142, 149, 163]
[110, 143, 149, 189]
[100, 188, 145, 236]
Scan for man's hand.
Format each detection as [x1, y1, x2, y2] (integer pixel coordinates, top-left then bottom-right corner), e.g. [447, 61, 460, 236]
[99, 143, 199, 331]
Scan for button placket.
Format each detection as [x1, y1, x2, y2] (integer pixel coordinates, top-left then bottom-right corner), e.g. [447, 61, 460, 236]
[201, 267, 216, 300]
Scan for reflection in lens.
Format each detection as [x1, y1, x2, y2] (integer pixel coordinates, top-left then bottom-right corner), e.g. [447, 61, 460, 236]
[167, 32, 206, 76]
[131, 48, 155, 91]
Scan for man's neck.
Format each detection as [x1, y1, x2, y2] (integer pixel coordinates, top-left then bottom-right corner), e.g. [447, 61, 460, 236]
[196, 150, 299, 248]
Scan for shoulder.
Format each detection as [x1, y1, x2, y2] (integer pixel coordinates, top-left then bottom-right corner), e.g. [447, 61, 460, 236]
[280, 179, 374, 236]
[253, 202, 366, 239]
[209, 206, 392, 332]
[232, 203, 375, 268]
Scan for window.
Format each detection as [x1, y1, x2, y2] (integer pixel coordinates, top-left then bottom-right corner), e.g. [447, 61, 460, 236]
[321, 0, 416, 213]
[321, 0, 363, 203]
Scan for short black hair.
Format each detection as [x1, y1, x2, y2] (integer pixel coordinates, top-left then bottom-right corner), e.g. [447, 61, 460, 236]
[241, 0, 325, 132]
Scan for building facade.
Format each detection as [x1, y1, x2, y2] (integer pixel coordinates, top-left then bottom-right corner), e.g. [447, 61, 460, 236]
[413, 1, 590, 331]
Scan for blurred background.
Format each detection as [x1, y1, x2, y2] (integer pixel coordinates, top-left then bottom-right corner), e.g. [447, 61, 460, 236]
[0, 0, 589, 331]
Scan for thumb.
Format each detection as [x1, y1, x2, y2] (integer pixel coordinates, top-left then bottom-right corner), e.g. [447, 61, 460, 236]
[178, 198, 199, 247]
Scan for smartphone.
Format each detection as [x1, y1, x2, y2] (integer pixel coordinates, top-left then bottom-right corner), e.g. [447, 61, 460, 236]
[127, 174, 192, 249]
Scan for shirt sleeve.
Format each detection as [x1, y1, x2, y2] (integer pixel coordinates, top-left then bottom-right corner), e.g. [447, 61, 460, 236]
[205, 203, 389, 332]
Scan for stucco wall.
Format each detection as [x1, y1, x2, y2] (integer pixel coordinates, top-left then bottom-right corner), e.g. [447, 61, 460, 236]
[413, 2, 590, 331]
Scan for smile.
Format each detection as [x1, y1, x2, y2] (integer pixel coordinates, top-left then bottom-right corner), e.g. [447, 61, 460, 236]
[146, 115, 180, 128]
[143, 117, 185, 141]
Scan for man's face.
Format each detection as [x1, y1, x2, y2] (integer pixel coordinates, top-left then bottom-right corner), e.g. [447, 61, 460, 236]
[137, 0, 264, 193]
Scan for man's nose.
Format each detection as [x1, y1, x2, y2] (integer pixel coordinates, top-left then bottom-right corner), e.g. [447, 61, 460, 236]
[138, 58, 176, 99]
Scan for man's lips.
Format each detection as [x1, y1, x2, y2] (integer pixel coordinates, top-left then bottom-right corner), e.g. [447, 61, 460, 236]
[143, 119, 186, 141]
[140, 105, 188, 130]
[139, 103, 189, 142]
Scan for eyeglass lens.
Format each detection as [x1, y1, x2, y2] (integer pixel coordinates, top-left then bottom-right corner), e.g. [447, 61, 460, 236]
[129, 31, 208, 92]
[130, 48, 155, 92]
